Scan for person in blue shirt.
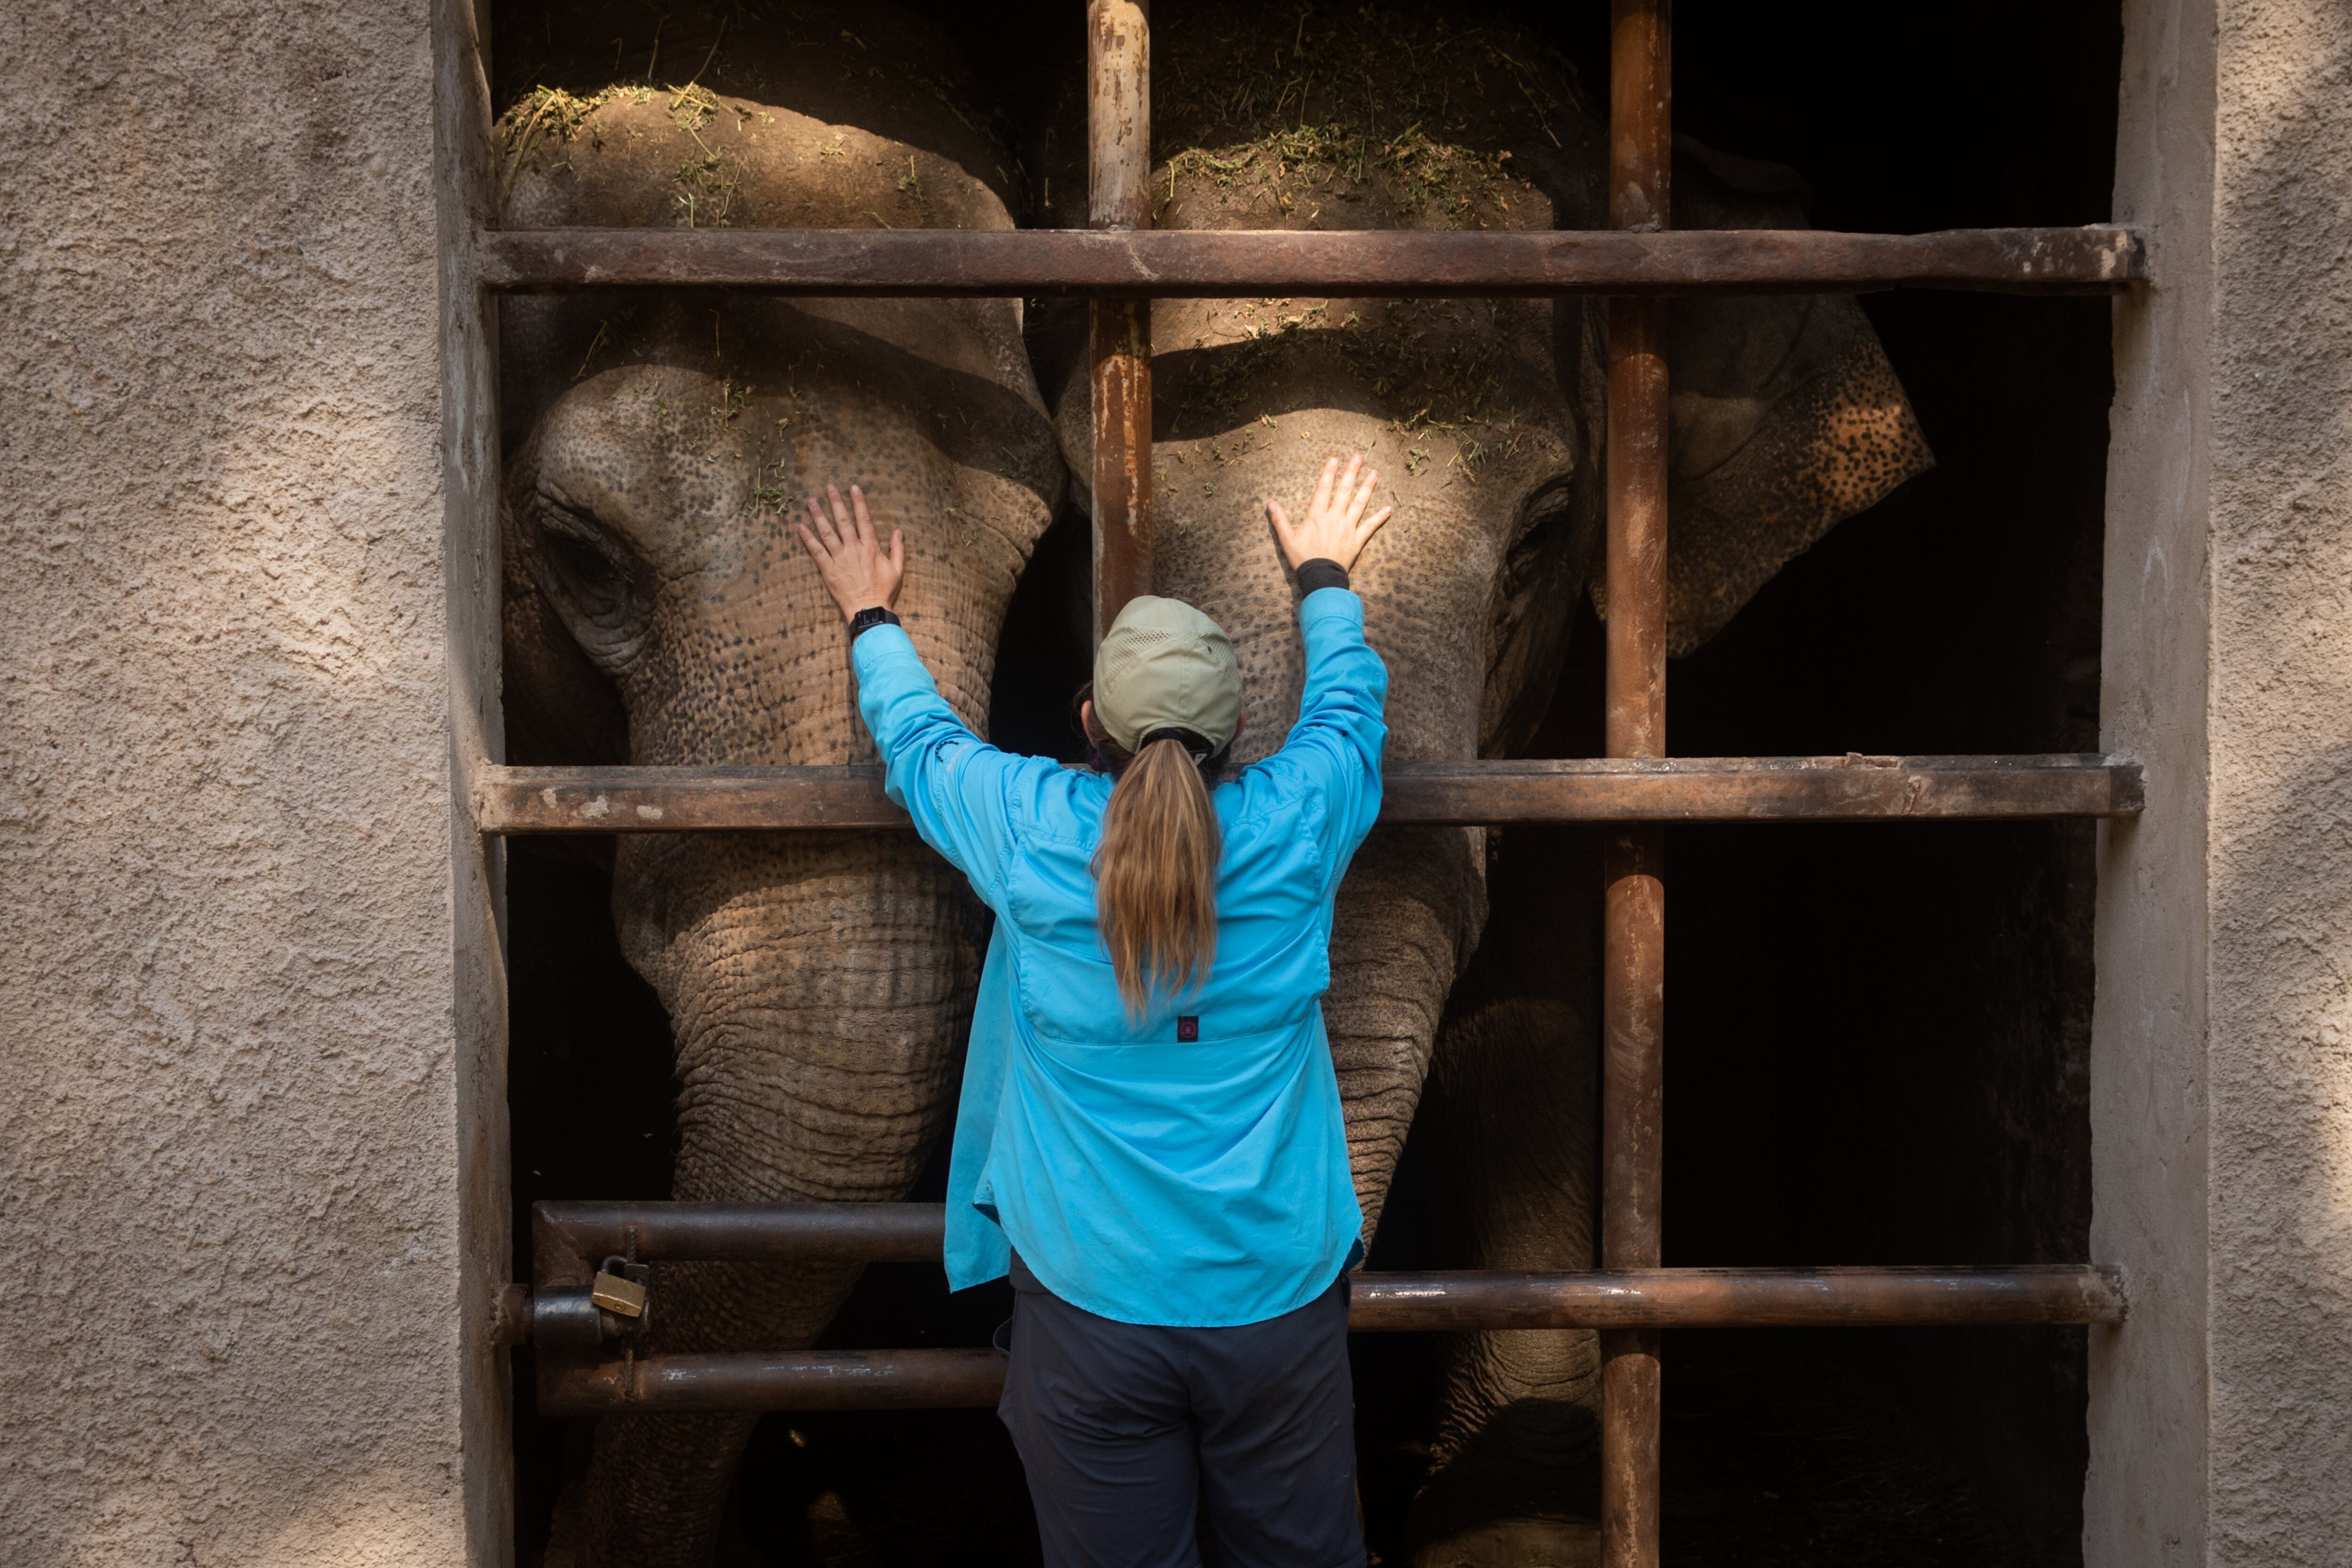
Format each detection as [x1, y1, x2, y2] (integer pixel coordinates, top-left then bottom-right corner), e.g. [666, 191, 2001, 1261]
[797, 453, 1393, 1568]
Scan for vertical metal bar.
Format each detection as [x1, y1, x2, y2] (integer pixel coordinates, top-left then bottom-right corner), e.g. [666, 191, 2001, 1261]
[1602, 2, 1670, 1567]
[1087, 0, 1152, 642]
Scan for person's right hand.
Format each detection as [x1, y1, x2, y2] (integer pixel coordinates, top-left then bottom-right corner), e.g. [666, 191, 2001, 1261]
[1266, 453, 1394, 573]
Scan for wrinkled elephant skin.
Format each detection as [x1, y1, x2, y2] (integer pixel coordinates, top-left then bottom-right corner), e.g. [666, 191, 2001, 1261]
[495, 7, 1061, 1563]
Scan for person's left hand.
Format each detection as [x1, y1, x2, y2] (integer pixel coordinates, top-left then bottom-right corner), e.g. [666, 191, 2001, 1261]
[797, 483, 905, 622]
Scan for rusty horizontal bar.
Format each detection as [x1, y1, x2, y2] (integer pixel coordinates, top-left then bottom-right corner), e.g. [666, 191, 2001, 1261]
[530, 1266, 2125, 1412]
[537, 1200, 945, 1266]
[477, 755, 2143, 834]
[476, 225, 2143, 298]
[540, 1348, 1008, 1415]
[529, 1202, 2125, 1330]
[1345, 1265, 2126, 1330]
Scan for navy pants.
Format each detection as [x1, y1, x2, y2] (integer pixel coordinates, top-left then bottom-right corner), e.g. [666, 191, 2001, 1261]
[997, 1258, 1364, 1568]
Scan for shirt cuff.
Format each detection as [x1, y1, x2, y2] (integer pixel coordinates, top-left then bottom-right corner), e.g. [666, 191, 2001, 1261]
[1297, 582, 1364, 630]
[1295, 558, 1350, 597]
[850, 621, 919, 681]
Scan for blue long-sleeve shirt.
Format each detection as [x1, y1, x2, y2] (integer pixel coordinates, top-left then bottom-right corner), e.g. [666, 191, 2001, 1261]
[850, 587, 1389, 1327]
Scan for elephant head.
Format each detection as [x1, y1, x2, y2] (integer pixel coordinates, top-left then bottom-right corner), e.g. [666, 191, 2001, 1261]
[495, 6, 1061, 1562]
[1031, 10, 1929, 1559]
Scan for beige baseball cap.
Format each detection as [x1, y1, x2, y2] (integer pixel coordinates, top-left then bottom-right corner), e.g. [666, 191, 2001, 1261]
[1093, 596, 1243, 755]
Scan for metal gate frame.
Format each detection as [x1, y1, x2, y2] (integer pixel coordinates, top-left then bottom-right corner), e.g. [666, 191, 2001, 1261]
[478, 6, 2145, 1562]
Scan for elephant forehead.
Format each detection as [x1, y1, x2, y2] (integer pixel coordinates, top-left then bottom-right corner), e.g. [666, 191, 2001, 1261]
[504, 92, 1012, 235]
[532, 364, 1043, 576]
[1138, 297, 1581, 568]
[1156, 399, 1576, 598]
[1152, 296, 1567, 429]
[1162, 417, 1516, 580]
[1155, 414, 1570, 766]
[508, 290, 1050, 481]
[500, 75, 1040, 428]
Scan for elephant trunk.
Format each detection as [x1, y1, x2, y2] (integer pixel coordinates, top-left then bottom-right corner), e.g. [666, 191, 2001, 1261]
[1323, 829, 1489, 1240]
[1408, 992, 1604, 1559]
[634, 835, 979, 1213]
[555, 831, 981, 1568]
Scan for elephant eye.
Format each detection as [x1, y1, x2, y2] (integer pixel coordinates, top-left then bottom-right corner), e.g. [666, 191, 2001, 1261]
[542, 520, 627, 615]
[528, 496, 652, 670]
[1504, 479, 1584, 582]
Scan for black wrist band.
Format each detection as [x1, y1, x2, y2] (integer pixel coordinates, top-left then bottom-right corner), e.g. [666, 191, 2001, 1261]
[847, 606, 901, 640]
[1295, 558, 1350, 597]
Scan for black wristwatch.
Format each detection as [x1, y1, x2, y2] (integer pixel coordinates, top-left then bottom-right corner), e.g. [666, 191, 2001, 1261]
[847, 605, 902, 640]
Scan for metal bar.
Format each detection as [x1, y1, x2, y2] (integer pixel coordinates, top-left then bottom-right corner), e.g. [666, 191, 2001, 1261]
[528, 1200, 2130, 1321]
[473, 755, 2145, 834]
[1090, 304, 1152, 634]
[1603, 1, 1670, 1562]
[475, 225, 2145, 297]
[1599, 824, 1665, 1568]
[530, 1266, 2126, 1413]
[540, 1348, 1009, 1416]
[1347, 1266, 2126, 1330]
[1088, 0, 1153, 638]
[536, 1201, 947, 1266]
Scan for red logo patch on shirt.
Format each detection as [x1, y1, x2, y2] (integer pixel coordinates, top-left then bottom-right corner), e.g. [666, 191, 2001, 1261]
[1176, 1015, 1200, 1043]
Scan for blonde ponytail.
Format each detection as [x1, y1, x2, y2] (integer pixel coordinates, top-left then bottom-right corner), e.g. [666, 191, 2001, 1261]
[1093, 737, 1221, 1017]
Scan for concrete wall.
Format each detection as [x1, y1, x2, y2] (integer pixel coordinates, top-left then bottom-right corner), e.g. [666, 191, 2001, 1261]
[2200, 0, 2352, 1555]
[2093, 0, 2352, 1561]
[0, 0, 507, 1563]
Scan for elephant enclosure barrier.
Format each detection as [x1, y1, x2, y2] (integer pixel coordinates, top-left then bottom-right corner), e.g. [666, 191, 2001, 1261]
[475, 4, 2146, 1564]
[511, 1199, 2127, 1414]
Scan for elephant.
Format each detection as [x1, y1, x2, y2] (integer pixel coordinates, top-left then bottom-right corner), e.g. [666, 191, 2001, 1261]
[491, 6, 1063, 1562]
[1021, 6, 1933, 1560]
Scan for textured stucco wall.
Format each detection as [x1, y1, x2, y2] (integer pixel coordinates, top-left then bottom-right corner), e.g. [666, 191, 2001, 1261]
[2095, 0, 2352, 1562]
[0, 0, 502, 1563]
[2202, 0, 2352, 1556]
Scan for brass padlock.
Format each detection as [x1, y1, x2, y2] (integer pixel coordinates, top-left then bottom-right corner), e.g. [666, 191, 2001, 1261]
[590, 1256, 649, 1319]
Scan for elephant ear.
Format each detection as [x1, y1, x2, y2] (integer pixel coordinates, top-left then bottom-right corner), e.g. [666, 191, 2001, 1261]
[1612, 135, 1935, 656]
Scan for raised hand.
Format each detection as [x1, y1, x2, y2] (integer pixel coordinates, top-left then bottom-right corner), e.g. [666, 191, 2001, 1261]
[1264, 453, 1395, 574]
[796, 483, 905, 623]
